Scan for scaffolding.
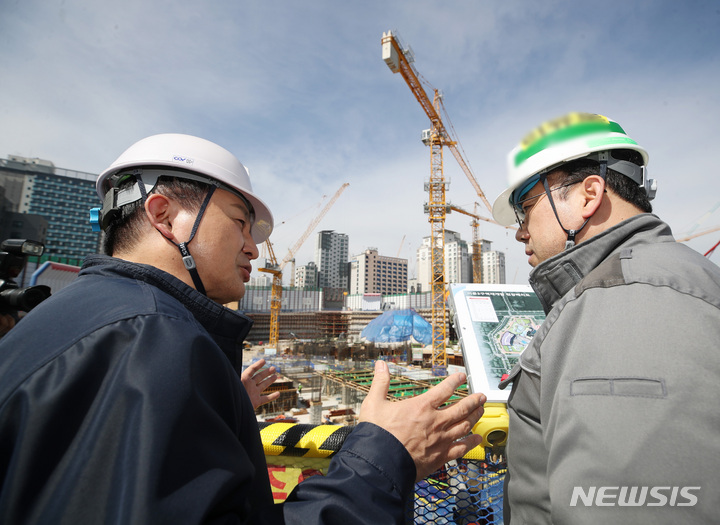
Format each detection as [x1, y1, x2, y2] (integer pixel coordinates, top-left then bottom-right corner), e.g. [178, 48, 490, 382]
[243, 309, 445, 346]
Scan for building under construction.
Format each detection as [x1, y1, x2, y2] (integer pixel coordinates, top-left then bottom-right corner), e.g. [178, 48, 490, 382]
[251, 357, 473, 422]
[239, 287, 453, 339]
[241, 309, 467, 370]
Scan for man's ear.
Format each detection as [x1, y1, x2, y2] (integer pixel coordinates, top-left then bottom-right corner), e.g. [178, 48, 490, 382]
[144, 193, 176, 240]
[579, 175, 606, 219]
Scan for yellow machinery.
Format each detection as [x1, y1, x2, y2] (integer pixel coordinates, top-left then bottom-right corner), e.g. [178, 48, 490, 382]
[382, 31, 494, 373]
[258, 183, 349, 350]
[449, 203, 486, 284]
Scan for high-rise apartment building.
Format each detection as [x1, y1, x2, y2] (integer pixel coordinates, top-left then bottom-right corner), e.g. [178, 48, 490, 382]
[0, 156, 101, 262]
[482, 249, 506, 284]
[349, 248, 408, 295]
[416, 230, 472, 289]
[471, 238, 506, 284]
[315, 230, 349, 290]
[294, 261, 319, 288]
[470, 239, 493, 283]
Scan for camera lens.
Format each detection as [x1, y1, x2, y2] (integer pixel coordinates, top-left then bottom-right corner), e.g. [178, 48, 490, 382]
[0, 285, 51, 313]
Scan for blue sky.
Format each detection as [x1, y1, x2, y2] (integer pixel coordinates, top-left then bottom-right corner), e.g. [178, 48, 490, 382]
[2, 0, 719, 283]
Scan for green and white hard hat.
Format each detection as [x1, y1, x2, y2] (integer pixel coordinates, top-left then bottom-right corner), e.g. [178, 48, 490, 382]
[492, 112, 655, 226]
[93, 133, 274, 243]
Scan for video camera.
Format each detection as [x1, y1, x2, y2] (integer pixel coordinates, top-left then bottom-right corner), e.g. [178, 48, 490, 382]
[0, 239, 52, 316]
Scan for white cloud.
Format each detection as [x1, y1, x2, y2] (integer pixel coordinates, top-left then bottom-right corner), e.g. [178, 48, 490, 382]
[2, 0, 719, 282]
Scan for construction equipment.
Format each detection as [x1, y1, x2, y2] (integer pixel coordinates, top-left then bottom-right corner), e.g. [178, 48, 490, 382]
[675, 201, 720, 258]
[705, 238, 720, 258]
[396, 234, 406, 258]
[449, 203, 491, 284]
[259, 183, 349, 350]
[676, 225, 720, 243]
[382, 30, 495, 373]
[676, 225, 720, 259]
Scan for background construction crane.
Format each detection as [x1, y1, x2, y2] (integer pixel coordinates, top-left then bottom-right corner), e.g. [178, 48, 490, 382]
[675, 201, 719, 258]
[448, 203, 494, 284]
[676, 225, 720, 243]
[382, 30, 495, 373]
[259, 182, 349, 350]
[396, 234, 407, 257]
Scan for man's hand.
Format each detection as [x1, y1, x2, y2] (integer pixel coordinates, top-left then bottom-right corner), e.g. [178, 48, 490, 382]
[241, 358, 280, 409]
[360, 360, 486, 481]
[0, 314, 15, 337]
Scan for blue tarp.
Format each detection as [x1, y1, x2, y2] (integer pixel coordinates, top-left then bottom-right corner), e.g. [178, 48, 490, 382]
[360, 308, 432, 344]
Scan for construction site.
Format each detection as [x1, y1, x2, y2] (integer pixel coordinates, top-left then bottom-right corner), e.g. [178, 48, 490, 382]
[241, 31, 519, 522]
[249, 348, 509, 524]
[250, 354, 473, 421]
[242, 307, 469, 420]
[245, 28, 512, 375]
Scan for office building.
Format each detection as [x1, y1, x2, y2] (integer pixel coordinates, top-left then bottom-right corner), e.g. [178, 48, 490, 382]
[349, 248, 408, 295]
[0, 156, 100, 262]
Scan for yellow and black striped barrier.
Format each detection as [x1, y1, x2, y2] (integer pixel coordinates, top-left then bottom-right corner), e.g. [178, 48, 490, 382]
[259, 422, 353, 458]
[258, 403, 508, 460]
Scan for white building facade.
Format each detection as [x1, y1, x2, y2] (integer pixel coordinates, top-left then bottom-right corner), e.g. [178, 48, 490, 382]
[315, 230, 349, 290]
[416, 230, 473, 289]
[481, 249, 506, 284]
[349, 248, 408, 295]
[294, 261, 319, 288]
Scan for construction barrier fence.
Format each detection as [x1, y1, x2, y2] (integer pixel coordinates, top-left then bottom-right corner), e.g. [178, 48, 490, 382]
[260, 421, 506, 524]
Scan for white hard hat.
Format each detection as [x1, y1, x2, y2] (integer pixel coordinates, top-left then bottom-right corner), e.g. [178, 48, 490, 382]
[95, 133, 273, 243]
[492, 113, 654, 226]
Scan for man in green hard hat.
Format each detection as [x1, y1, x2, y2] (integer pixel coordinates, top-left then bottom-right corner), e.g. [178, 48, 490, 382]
[492, 112, 720, 524]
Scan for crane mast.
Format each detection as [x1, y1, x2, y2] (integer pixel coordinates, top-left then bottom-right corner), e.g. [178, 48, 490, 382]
[259, 240, 283, 349]
[383, 30, 450, 372]
[449, 203, 487, 284]
[258, 183, 349, 350]
[383, 30, 497, 373]
[426, 104, 448, 372]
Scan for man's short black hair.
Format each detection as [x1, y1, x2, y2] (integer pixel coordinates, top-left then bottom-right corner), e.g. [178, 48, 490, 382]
[102, 177, 211, 255]
[552, 149, 652, 213]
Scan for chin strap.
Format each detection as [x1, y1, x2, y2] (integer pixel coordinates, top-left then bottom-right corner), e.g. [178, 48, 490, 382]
[545, 156, 607, 250]
[131, 169, 218, 296]
[171, 185, 217, 296]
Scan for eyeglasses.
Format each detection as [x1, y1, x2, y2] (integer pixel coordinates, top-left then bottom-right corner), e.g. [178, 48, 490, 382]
[512, 180, 580, 226]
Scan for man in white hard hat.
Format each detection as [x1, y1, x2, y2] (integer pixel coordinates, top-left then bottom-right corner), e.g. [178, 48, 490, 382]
[0, 134, 486, 524]
[492, 113, 720, 523]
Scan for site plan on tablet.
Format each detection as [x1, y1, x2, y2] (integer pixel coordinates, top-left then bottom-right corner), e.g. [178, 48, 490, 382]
[448, 283, 546, 402]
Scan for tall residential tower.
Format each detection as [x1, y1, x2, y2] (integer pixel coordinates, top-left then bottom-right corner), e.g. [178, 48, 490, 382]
[315, 230, 349, 290]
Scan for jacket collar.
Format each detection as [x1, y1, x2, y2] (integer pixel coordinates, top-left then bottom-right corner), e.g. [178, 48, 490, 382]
[80, 255, 253, 356]
[528, 214, 675, 313]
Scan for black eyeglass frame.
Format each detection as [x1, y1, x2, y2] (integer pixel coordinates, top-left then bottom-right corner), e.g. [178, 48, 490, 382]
[512, 178, 581, 226]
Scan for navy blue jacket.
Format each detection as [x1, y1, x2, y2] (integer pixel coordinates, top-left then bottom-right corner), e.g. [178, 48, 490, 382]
[0, 255, 415, 524]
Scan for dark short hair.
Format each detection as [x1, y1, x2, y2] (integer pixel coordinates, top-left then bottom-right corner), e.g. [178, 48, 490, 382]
[551, 149, 652, 213]
[102, 177, 211, 255]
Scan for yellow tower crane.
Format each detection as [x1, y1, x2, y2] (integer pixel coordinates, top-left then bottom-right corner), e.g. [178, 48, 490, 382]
[258, 182, 349, 350]
[448, 203, 495, 284]
[382, 30, 495, 373]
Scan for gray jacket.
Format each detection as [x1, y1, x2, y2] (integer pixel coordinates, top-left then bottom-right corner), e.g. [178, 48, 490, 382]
[500, 214, 720, 524]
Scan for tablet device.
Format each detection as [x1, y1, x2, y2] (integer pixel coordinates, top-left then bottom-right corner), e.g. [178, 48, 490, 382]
[448, 283, 546, 402]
